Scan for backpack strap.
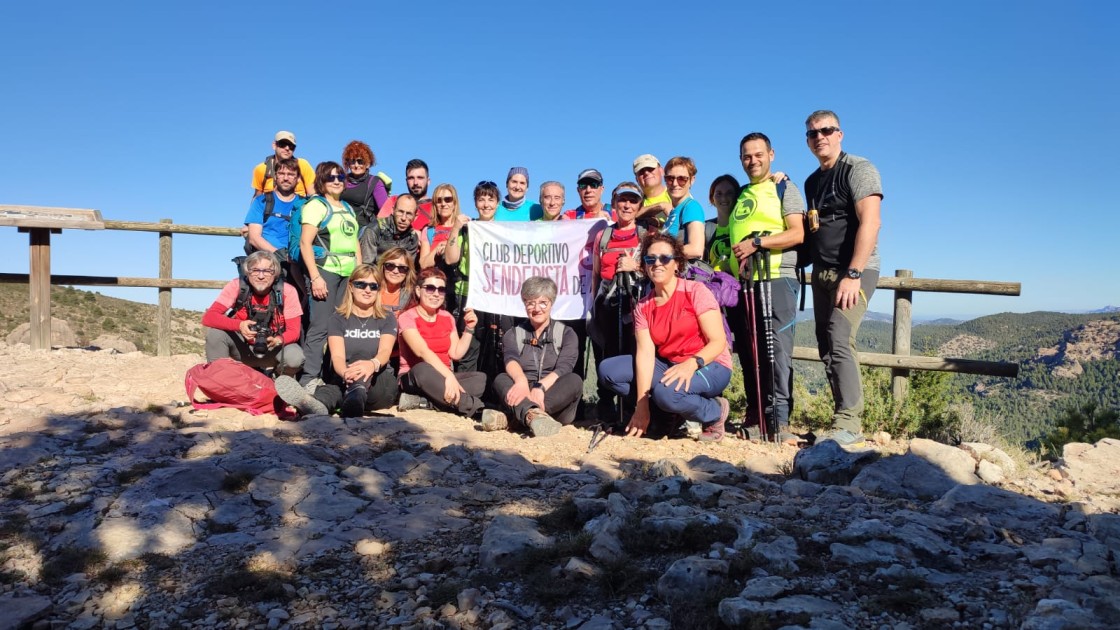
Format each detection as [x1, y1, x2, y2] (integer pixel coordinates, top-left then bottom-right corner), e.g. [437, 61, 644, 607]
[597, 226, 615, 256]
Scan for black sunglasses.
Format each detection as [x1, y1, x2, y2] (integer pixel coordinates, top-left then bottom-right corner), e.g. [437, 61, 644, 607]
[276, 140, 296, 150]
[382, 262, 409, 274]
[805, 126, 840, 139]
[351, 280, 378, 291]
[347, 158, 365, 165]
[324, 173, 346, 183]
[642, 254, 675, 266]
[421, 284, 447, 295]
[577, 182, 603, 190]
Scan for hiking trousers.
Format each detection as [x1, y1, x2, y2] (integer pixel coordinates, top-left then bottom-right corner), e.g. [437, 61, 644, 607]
[300, 268, 347, 385]
[598, 354, 731, 425]
[205, 328, 303, 375]
[401, 363, 486, 418]
[811, 267, 878, 434]
[493, 372, 583, 426]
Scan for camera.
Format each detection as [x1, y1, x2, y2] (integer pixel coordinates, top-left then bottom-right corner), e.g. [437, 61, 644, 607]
[250, 313, 271, 357]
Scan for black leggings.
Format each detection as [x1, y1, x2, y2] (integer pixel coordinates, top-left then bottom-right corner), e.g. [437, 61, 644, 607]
[401, 362, 487, 417]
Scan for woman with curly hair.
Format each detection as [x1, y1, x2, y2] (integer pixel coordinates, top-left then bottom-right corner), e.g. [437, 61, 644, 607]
[597, 233, 732, 441]
[341, 140, 390, 228]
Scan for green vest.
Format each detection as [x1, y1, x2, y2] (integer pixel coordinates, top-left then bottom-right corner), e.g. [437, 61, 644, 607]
[729, 180, 785, 280]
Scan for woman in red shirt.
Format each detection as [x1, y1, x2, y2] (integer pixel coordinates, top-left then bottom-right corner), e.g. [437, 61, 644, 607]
[396, 267, 485, 417]
[597, 233, 733, 441]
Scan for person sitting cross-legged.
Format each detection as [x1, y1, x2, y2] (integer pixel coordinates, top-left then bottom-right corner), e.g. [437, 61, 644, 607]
[396, 268, 487, 416]
[483, 276, 581, 438]
[202, 250, 303, 375]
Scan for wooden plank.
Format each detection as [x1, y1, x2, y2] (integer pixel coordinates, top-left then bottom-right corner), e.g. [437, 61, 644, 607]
[0, 206, 104, 230]
[876, 276, 1020, 296]
[157, 219, 172, 357]
[0, 273, 226, 289]
[892, 269, 913, 401]
[103, 220, 240, 237]
[29, 229, 52, 350]
[792, 346, 1019, 377]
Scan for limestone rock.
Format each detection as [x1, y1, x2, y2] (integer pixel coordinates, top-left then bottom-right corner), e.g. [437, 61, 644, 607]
[932, 484, 1061, 532]
[655, 556, 728, 602]
[792, 440, 878, 485]
[7, 318, 77, 347]
[908, 438, 980, 485]
[851, 453, 959, 500]
[0, 593, 52, 630]
[1058, 439, 1120, 496]
[479, 515, 553, 569]
[91, 335, 138, 353]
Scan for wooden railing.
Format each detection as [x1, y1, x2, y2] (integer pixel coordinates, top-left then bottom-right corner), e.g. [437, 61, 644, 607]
[2, 211, 1021, 401]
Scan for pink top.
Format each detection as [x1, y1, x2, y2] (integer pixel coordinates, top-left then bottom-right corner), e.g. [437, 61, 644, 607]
[633, 278, 732, 369]
[396, 307, 455, 374]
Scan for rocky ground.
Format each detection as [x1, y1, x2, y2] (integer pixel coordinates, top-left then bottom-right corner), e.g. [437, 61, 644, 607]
[0, 344, 1118, 629]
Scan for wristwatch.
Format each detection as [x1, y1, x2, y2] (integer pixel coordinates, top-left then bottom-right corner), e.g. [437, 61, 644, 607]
[846, 268, 863, 280]
[692, 355, 706, 369]
[752, 236, 763, 249]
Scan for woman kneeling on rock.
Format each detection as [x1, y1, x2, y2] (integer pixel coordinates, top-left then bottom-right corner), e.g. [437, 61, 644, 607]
[597, 233, 732, 441]
[396, 268, 487, 417]
[482, 276, 580, 438]
[276, 264, 397, 417]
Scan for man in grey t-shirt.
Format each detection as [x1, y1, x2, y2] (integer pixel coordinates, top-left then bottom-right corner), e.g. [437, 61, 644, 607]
[802, 110, 883, 445]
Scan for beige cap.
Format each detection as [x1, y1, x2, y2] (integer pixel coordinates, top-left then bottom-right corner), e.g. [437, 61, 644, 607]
[632, 154, 660, 173]
[274, 130, 296, 144]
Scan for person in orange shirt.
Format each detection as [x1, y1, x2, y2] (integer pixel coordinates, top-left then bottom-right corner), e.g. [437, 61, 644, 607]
[251, 130, 316, 198]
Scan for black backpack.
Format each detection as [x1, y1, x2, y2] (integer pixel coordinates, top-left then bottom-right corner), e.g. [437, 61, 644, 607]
[228, 256, 286, 336]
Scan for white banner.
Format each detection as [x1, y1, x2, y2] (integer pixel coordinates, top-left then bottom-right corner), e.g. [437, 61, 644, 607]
[466, 219, 607, 319]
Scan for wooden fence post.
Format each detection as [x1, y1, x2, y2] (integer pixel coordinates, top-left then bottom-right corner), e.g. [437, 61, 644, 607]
[29, 228, 52, 350]
[157, 219, 172, 357]
[892, 269, 913, 402]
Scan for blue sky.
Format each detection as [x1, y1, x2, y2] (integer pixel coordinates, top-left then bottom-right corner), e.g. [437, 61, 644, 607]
[1, 1, 1116, 319]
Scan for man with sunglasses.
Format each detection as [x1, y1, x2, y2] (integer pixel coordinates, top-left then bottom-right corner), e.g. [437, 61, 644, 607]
[377, 158, 433, 232]
[251, 131, 316, 198]
[564, 169, 614, 221]
[802, 110, 883, 447]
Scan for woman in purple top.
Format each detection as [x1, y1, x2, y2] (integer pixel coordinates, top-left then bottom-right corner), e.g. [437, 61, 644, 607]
[341, 141, 390, 228]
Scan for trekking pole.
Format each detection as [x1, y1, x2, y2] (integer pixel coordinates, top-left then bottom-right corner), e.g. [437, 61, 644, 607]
[742, 253, 766, 441]
[758, 250, 778, 442]
[617, 275, 625, 431]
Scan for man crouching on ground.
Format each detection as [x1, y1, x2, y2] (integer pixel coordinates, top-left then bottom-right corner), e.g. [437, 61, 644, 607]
[202, 251, 304, 375]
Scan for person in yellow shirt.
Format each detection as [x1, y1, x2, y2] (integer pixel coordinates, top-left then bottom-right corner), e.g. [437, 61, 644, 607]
[632, 154, 671, 227]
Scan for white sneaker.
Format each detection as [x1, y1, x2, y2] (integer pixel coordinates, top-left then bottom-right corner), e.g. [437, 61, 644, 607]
[276, 376, 328, 416]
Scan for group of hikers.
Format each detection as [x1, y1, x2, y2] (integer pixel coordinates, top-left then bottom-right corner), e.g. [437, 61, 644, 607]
[201, 109, 883, 446]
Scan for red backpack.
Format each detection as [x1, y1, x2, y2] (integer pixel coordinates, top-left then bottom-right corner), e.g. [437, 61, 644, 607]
[184, 358, 291, 417]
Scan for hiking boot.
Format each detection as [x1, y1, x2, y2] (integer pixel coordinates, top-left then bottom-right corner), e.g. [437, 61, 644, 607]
[815, 429, 866, 447]
[275, 375, 328, 417]
[302, 377, 325, 395]
[526, 408, 562, 438]
[397, 393, 430, 412]
[341, 386, 368, 418]
[699, 397, 730, 443]
[480, 409, 509, 432]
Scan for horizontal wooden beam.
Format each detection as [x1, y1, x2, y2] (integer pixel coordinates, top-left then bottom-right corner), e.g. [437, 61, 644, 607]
[102, 220, 240, 237]
[0, 273, 225, 290]
[876, 276, 1020, 296]
[792, 346, 1019, 377]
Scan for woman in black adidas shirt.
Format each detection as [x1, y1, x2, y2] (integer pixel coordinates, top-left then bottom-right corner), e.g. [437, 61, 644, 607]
[326, 263, 399, 416]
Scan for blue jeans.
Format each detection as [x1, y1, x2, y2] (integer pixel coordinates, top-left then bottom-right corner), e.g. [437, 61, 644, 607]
[598, 354, 731, 424]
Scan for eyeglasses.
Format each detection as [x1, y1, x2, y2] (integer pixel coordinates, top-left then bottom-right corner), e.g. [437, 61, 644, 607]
[665, 175, 691, 186]
[421, 284, 447, 295]
[805, 126, 840, 139]
[382, 262, 409, 274]
[477, 180, 497, 188]
[642, 254, 675, 267]
[351, 280, 378, 291]
[577, 182, 602, 190]
[523, 299, 551, 311]
[347, 158, 365, 166]
[435, 196, 454, 204]
[636, 167, 657, 177]
[276, 141, 295, 150]
[249, 267, 276, 276]
[324, 173, 346, 183]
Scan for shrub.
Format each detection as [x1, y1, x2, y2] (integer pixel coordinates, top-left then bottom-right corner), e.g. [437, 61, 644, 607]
[1040, 401, 1120, 460]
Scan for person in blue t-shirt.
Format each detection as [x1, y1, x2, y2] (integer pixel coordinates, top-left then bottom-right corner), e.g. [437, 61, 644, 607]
[497, 167, 542, 221]
[245, 157, 301, 254]
[662, 156, 706, 259]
